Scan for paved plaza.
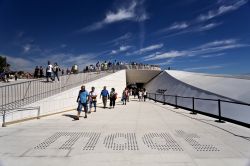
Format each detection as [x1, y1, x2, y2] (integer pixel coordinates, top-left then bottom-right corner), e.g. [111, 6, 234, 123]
[0, 99, 250, 166]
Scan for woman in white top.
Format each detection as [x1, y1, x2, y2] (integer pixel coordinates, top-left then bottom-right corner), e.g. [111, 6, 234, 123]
[138, 89, 143, 102]
[89, 87, 97, 113]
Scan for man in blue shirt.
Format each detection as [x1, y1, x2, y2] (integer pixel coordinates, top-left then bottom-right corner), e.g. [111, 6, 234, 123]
[76, 85, 89, 120]
[100, 86, 109, 108]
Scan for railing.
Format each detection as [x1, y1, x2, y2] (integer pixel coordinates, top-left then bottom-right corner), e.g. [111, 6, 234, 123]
[0, 65, 160, 115]
[0, 71, 110, 113]
[1, 106, 40, 127]
[147, 93, 250, 128]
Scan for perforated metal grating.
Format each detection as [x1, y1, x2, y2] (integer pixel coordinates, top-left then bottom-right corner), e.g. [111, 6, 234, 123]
[83, 132, 101, 151]
[34, 132, 101, 150]
[34, 132, 63, 149]
[142, 133, 183, 151]
[103, 133, 139, 151]
[176, 130, 220, 152]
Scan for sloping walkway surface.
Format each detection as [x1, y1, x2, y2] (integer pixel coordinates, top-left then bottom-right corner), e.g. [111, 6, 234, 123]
[0, 99, 250, 166]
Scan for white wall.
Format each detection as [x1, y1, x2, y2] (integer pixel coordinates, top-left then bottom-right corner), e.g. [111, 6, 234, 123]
[2, 70, 126, 123]
[167, 70, 250, 103]
[144, 70, 250, 124]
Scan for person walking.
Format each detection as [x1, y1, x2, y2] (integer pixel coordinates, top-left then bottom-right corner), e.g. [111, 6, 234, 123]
[138, 89, 143, 102]
[143, 88, 147, 102]
[100, 86, 109, 108]
[53, 62, 60, 81]
[89, 87, 97, 113]
[46, 61, 53, 82]
[133, 89, 137, 99]
[76, 85, 89, 120]
[126, 88, 130, 102]
[109, 88, 117, 109]
[122, 89, 127, 105]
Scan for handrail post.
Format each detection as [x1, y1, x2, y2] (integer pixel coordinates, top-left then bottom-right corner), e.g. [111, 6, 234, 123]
[37, 107, 41, 119]
[155, 93, 157, 103]
[163, 95, 166, 105]
[190, 97, 197, 115]
[174, 95, 178, 109]
[215, 99, 225, 123]
[2, 110, 6, 127]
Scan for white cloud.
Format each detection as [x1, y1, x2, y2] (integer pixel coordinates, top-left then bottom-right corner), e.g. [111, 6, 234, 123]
[104, 1, 137, 24]
[144, 51, 186, 61]
[157, 22, 221, 38]
[154, 58, 175, 66]
[127, 43, 164, 56]
[1, 55, 33, 71]
[157, 22, 189, 34]
[184, 65, 224, 71]
[156, 0, 248, 37]
[197, 0, 248, 21]
[197, 39, 237, 48]
[201, 53, 225, 58]
[80, 1, 148, 32]
[23, 44, 31, 53]
[111, 45, 132, 55]
[22, 43, 41, 54]
[167, 22, 189, 31]
[139, 44, 164, 53]
[143, 39, 250, 61]
[35, 53, 99, 70]
[196, 22, 222, 31]
[120, 45, 131, 51]
[104, 32, 132, 46]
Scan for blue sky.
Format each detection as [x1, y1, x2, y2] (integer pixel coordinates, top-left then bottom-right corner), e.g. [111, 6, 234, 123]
[0, 0, 250, 74]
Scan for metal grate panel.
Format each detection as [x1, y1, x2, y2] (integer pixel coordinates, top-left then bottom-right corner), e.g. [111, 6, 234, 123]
[103, 133, 139, 151]
[176, 130, 220, 152]
[142, 133, 183, 151]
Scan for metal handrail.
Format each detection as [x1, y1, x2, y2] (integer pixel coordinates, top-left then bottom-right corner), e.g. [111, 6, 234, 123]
[0, 66, 160, 113]
[0, 71, 109, 112]
[152, 93, 250, 106]
[1, 106, 40, 127]
[147, 92, 250, 127]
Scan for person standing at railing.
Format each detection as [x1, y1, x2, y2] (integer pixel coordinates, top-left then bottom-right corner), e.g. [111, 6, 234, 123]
[66, 68, 70, 75]
[39, 66, 44, 78]
[53, 62, 61, 81]
[96, 61, 100, 73]
[34, 66, 39, 78]
[46, 61, 54, 82]
[76, 85, 89, 120]
[89, 87, 97, 113]
[61, 69, 64, 76]
[104, 61, 108, 71]
[100, 86, 109, 109]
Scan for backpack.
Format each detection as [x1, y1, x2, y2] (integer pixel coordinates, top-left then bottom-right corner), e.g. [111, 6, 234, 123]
[79, 90, 88, 103]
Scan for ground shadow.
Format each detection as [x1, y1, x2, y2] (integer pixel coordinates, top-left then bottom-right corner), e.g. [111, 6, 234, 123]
[62, 114, 83, 121]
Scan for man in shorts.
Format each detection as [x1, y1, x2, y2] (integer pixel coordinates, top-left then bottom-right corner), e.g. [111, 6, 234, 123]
[76, 85, 89, 120]
[89, 87, 97, 113]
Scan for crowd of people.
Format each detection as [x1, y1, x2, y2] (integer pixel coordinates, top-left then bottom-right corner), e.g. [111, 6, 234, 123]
[83, 61, 161, 73]
[1, 59, 161, 83]
[31, 60, 161, 83]
[75, 85, 147, 120]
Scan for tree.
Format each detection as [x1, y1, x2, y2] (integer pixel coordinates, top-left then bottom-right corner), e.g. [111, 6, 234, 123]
[0, 56, 7, 73]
